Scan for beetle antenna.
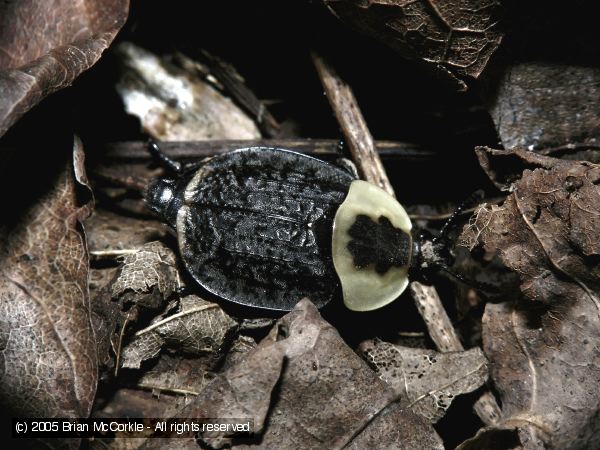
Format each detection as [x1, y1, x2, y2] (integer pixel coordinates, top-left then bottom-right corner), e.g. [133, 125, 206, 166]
[410, 192, 497, 294]
[436, 263, 498, 293]
[434, 190, 484, 244]
[148, 139, 182, 174]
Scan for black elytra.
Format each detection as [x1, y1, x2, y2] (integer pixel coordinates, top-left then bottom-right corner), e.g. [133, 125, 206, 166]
[145, 144, 421, 312]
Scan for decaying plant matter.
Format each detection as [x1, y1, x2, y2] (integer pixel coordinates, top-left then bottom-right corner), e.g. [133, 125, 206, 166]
[459, 149, 600, 449]
[1, 2, 600, 449]
[0, 0, 129, 138]
[324, 0, 503, 90]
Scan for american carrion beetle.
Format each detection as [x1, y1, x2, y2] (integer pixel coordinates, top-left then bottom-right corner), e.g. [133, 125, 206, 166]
[145, 142, 452, 312]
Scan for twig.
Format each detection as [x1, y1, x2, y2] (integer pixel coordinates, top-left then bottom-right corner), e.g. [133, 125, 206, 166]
[114, 312, 132, 377]
[408, 196, 506, 221]
[99, 139, 435, 162]
[311, 50, 501, 426]
[93, 168, 146, 192]
[136, 383, 199, 396]
[195, 50, 280, 137]
[410, 282, 501, 425]
[90, 249, 139, 258]
[410, 282, 463, 351]
[311, 51, 395, 197]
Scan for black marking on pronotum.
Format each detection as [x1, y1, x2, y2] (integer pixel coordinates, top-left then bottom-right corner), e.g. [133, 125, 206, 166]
[347, 215, 411, 273]
[144, 141, 472, 312]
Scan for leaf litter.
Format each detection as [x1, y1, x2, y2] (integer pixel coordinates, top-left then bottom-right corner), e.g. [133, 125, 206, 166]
[0, 137, 95, 418]
[91, 241, 182, 370]
[139, 299, 444, 450]
[460, 148, 600, 449]
[0, 0, 129, 138]
[0, 137, 95, 450]
[121, 295, 237, 369]
[323, 0, 503, 90]
[360, 338, 489, 423]
[0, 57, 485, 450]
[8, 3, 600, 448]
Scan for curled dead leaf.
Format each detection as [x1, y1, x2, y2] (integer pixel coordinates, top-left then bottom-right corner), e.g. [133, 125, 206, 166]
[461, 148, 600, 304]
[0, 0, 129, 137]
[111, 241, 179, 303]
[360, 339, 489, 423]
[149, 299, 444, 449]
[0, 137, 96, 419]
[121, 295, 237, 369]
[324, 0, 503, 90]
[92, 241, 180, 370]
[460, 148, 600, 449]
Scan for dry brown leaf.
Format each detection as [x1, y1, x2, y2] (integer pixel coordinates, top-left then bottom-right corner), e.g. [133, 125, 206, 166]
[238, 300, 413, 449]
[87, 209, 169, 256]
[460, 148, 600, 449]
[324, 0, 503, 90]
[481, 3, 600, 151]
[115, 42, 261, 140]
[360, 339, 489, 422]
[0, 0, 129, 137]
[136, 354, 217, 398]
[121, 295, 237, 369]
[92, 241, 180, 369]
[152, 299, 443, 449]
[238, 299, 444, 449]
[111, 241, 179, 304]
[0, 137, 96, 419]
[485, 62, 600, 150]
[140, 331, 286, 450]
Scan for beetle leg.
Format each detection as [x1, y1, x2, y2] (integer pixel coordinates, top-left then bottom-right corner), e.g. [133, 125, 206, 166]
[335, 157, 359, 178]
[176, 285, 194, 297]
[437, 263, 499, 294]
[434, 190, 485, 244]
[148, 139, 183, 174]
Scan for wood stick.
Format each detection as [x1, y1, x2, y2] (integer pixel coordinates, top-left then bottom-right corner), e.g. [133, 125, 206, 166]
[410, 282, 463, 352]
[98, 139, 434, 162]
[311, 51, 396, 197]
[311, 50, 502, 426]
[196, 50, 280, 138]
[410, 282, 501, 425]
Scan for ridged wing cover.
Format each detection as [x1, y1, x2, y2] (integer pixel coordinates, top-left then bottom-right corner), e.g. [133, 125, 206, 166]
[177, 148, 356, 310]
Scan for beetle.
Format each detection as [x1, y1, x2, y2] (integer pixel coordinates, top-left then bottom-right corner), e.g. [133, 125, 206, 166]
[145, 141, 459, 312]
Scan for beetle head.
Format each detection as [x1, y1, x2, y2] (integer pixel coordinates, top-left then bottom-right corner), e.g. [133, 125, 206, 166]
[411, 225, 496, 293]
[410, 229, 449, 274]
[145, 177, 182, 228]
